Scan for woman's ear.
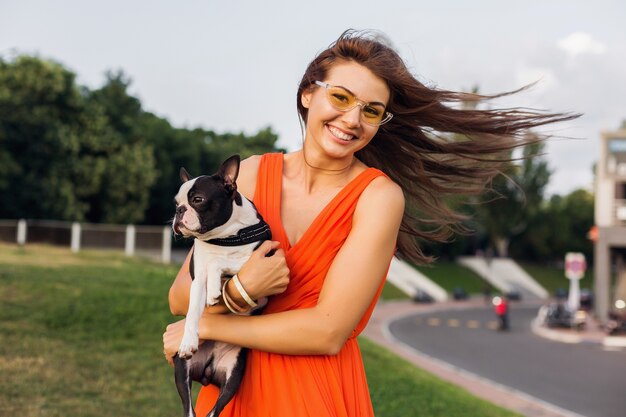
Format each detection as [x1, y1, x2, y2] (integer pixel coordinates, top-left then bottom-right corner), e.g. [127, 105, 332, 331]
[301, 89, 312, 109]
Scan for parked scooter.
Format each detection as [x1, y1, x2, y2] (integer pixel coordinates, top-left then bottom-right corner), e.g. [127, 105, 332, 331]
[537, 301, 587, 331]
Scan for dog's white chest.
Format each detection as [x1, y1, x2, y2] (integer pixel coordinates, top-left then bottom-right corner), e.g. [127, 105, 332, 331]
[193, 240, 257, 278]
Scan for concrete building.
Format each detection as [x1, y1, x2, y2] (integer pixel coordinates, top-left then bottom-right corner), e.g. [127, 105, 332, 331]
[594, 129, 626, 321]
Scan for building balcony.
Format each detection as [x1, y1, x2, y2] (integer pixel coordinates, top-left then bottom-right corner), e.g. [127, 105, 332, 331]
[615, 199, 626, 225]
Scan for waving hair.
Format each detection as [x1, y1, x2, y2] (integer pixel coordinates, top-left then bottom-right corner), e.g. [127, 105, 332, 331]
[296, 30, 580, 264]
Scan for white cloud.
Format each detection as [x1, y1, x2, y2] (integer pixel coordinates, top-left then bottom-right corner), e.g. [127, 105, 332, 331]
[557, 32, 607, 57]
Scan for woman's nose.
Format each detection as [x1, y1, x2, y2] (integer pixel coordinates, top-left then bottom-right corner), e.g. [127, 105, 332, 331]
[342, 105, 362, 128]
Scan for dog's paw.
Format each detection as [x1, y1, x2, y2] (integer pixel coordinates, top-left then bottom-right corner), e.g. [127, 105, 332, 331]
[206, 294, 221, 306]
[178, 336, 199, 359]
[178, 343, 198, 359]
[206, 288, 222, 306]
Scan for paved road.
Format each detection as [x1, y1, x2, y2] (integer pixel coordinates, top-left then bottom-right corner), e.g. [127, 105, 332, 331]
[388, 305, 626, 417]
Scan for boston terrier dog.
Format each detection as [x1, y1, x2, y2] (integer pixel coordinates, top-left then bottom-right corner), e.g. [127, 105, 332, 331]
[171, 154, 272, 417]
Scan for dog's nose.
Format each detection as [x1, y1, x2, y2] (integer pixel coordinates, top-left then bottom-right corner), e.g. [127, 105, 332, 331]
[176, 205, 187, 216]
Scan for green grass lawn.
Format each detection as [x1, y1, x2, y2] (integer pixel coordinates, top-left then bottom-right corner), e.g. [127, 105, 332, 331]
[380, 260, 489, 301]
[415, 261, 488, 295]
[518, 261, 593, 296]
[0, 243, 521, 417]
[380, 280, 412, 300]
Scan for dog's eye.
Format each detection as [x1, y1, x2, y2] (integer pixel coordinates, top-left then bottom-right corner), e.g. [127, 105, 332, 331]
[192, 197, 204, 204]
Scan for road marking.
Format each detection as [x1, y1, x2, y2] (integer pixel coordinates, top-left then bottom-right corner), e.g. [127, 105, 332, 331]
[427, 318, 440, 326]
[487, 321, 500, 330]
[467, 320, 480, 328]
[421, 317, 502, 330]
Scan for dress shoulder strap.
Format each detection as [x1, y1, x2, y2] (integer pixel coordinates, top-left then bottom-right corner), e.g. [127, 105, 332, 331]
[252, 153, 286, 247]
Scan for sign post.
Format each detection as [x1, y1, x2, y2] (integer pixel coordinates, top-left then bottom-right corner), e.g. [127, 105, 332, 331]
[565, 252, 586, 311]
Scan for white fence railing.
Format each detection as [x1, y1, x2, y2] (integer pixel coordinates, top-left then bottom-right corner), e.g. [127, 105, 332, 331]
[0, 219, 177, 263]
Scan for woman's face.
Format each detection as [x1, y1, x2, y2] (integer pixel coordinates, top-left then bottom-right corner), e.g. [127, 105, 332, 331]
[301, 60, 390, 161]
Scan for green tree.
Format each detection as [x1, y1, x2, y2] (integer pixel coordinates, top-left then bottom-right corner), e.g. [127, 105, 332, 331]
[510, 189, 594, 262]
[0, 55, 107, 220]
[83, 71, 157, 223]
[475, 139, 551, 257]
[0, 54, 283, 225]
[141, 123, 285, 225]
[89, 70, 142, 138]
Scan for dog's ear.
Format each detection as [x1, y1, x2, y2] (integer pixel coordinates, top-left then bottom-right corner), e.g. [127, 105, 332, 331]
[180, 167, 192, 183]
[218, 155, 241, 191]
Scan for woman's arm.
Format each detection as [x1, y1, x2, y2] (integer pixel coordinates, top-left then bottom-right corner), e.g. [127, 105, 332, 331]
[168, 249, 195, 316]
[164, 176, 404, 357]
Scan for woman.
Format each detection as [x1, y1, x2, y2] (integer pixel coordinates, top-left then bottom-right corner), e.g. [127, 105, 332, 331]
[164, 30, 576, 416]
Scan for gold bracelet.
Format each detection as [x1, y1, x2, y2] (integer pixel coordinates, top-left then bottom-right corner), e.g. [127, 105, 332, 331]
[231, 274, 258, 308]
[222, 279, 250, 315]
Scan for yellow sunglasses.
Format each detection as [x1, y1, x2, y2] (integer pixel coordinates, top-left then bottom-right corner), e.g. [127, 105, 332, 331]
[314, 81, 393, 126]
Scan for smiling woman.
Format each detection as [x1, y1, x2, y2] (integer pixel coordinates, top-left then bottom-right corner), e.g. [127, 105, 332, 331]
[163, 29, 579, 417]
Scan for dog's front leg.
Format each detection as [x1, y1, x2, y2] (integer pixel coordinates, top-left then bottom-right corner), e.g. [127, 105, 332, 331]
[206, 264, 227, 306]
[210, 259, 247, 307]
[179, 274, 207, 359]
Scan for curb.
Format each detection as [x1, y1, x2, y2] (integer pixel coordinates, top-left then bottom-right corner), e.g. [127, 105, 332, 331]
[530, 318, 585, 344]
[603, 336, 626, 348]
[530, 317, 626, 348]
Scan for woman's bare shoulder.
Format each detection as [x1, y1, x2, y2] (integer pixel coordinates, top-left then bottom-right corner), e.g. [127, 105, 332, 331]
[356, 174, 405, 221]
[237, 155, 262, 201]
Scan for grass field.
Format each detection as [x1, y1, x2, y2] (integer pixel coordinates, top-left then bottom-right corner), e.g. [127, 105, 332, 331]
[380, 260, 489, 301]
[415, 261, 488, 295]
[519, 261, 593, 295]
[0, 243, 522, 417]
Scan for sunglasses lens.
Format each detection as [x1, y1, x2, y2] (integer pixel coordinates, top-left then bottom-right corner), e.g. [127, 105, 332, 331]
[362, 105, 385, 124]
[325, 85, 388, 125]
[327, 87, 354, 111]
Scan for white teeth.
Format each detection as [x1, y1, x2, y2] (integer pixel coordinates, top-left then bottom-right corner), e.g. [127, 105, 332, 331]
[328, 126, 355, 141]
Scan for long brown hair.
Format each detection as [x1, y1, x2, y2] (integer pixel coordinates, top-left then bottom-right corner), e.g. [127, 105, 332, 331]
[296, 30, 579, 264]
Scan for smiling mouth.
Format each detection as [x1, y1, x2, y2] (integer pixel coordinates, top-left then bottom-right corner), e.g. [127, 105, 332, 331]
[327, 125, 356, 142]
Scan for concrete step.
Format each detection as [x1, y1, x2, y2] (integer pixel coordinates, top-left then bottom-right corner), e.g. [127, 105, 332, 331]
[387, 257, 448, 302]
[458, 256, 548, 300]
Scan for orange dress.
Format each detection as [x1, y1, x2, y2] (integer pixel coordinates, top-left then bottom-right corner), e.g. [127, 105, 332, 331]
[195, 153, 389, 417]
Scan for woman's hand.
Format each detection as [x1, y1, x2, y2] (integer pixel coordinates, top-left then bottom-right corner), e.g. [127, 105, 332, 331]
[162, 318, 186, 366]
[234, 240, 290, 301]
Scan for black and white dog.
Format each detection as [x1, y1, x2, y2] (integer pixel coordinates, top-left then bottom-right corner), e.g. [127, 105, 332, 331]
[171, 155, 271, 417]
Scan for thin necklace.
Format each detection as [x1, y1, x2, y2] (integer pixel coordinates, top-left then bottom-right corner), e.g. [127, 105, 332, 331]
[302, 148, 355, 174]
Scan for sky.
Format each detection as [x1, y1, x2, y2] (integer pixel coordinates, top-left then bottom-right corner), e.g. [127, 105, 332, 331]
[2, 0, 625, 196]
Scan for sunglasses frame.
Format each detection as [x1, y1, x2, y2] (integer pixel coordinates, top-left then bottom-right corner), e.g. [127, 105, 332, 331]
[314, 81, 393, 126]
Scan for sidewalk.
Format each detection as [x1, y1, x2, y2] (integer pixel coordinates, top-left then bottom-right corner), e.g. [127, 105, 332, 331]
[362, 299, 597, 417]
[530, 312, 626, 348]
